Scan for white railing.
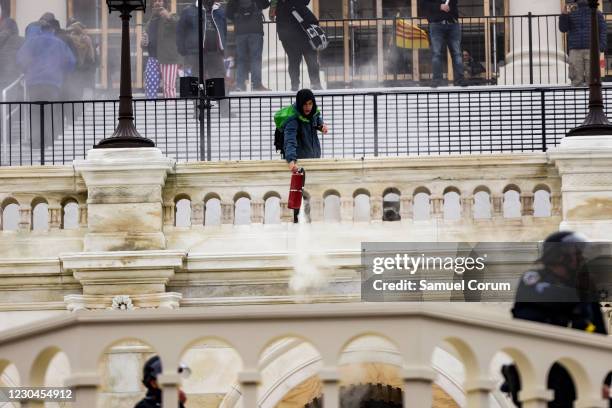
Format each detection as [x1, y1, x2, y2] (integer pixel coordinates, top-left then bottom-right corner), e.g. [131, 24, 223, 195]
[1, 75, 25, 164]
[0, 303, 610, 408]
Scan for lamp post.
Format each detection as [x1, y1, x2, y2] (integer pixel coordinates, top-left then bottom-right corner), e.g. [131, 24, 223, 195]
[566, 0, 612, 136]
[95, 0, 155, 148]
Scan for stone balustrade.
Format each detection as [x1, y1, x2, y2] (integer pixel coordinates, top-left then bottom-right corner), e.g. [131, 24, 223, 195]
[0, 303, 610, 408]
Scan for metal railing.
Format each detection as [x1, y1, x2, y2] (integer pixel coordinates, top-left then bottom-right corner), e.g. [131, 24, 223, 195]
[1, 75, 26, 164]
[226, 14, 578, 90]
[0, 85, 602, 166]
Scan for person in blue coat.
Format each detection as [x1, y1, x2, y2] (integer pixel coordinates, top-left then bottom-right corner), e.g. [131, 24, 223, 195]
[17, 19, 76, 149]
[284, 89, 328, 173]
[559, 0, 607, 87]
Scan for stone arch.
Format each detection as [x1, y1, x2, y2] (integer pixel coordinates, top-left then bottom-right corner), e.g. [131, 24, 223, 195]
[353, 191, 371, 222]
[413, 187, 431, 221]
[0, 359, 20, 388]
[473, 187, 492, 219]
[502, 186, 521, 218]
[233, 191, 252, 202]
[554, 357, 592, 404]
[204, 194, 222, 226]
[443, 189, 461, 221]
[1, 197, 19, 231]
[323, 191, 341, 222]
[502, 184, 521, 194]
[352, 188, 370, 199]
[174, 194, 192, 228]
[264, 192, 282, 225]
[61, 197, 79, 229]
[533, 185, 552, 217]
[31, 197, 49, 231]
[263, 191, 281, 201]
[382, 188, 401, 222]
[30, 346, 69, 387]
[97, 338, 158, 408]
[322, 189, 341, 199]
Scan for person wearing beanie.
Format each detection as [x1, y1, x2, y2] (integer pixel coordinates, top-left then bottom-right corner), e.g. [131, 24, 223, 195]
[283, 89, 328, 172]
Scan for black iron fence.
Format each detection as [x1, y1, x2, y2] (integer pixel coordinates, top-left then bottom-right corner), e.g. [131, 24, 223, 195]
[0, 86, 604, 166]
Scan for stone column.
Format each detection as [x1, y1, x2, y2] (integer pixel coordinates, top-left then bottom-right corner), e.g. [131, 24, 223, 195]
[191, 202, 204, 226]
[400, 196, 413, 221]
[78, 205, 88, 228]
[498, 0, 568, 85]
[492, 195, 504, 218]
[237, 370, 260, 408]
[252, 200, 265, 224]
[49, 205, 62, 230]
[18, 204, 31, 231]
[65, 373, 100, 408]
[75, 148, 175, 252]
[163, 203, 175, 227]
[431, 196, 444, 220]
[221, 201, 234, 225]
[401, 367, 436, 408]
[340, 198, 353, 223]
[461, 196, 474, 221]
[370, 196, 383, 222]
[519, 388, 554, 408]
[521, 193, 535, 216]
[550, 136, 612, 240]
[319, 367, 340, 408]
[464, 379, 496, 408]
[159, 373, 180, 408]
[280, 201, 293, 223]
[309, 198, 324, 222]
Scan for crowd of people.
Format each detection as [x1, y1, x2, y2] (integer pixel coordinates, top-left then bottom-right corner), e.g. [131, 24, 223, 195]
[0, 0, 607, 103]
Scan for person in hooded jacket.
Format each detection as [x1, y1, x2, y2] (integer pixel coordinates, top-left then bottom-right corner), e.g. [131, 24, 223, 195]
[283, 88, 328, 173]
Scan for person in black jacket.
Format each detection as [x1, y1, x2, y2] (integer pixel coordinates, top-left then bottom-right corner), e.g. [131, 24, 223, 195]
[420, 0, 464, 87]
[270, 0, 322, 91]
[134, 356, 187, 408]
[503, 231, 610, 408]
[227, 0, 270, 91]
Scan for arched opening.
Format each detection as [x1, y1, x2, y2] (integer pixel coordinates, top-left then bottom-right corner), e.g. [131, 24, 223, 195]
[30, 347, 71, 408]
[174, 196, 192, 227]
[443, 188, 461, 221]
[179, 338, 243, 407]
[31, 198, 49, 231]
[1, 199, 19, 231]
[382, 189, 401, 222]
[234, 196, 252, 225]
[98, 339, 157, 408]
[61, 199, 79, 229]
[354, 193, 370, 222]
[503, 186, 521, 218]
[473, 188, 492, 219]
[264, 193, 281, 224]
[323, 191, 341, 223]
[413, 188, 431, 221]
[205, 196, 222, 226]
[533, 188, 552, 218]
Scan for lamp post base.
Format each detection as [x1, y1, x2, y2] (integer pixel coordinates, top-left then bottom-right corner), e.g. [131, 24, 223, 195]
[95, 136, 156, 149]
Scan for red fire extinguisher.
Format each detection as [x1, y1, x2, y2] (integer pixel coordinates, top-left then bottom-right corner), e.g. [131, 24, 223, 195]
[288, 167, 306, 210]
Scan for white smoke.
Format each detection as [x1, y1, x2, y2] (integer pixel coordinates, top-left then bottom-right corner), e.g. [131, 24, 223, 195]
[288, 200, 331, 297]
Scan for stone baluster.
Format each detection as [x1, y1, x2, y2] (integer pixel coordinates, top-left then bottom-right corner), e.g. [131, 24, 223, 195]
[65, 372, 100, 408]
[519, 388, 553, 408]
[309, 198, 324, 222]
[78, 205, 88, 228]
[159, 373, 180, 408]
[370, 196, 383, 222]
[280, 201, 293, 223]
[400, 196, 413, 221]
[402, 366, 436, 408]
[49, 205, 62, 229]
[431, 196, 443, 219]
[191, 202, 204, 227]
[492, 195, 504, 218]
[340, 198, 353, 222]
[19, 204, 31, 231]
[320, 367, 340, 408]
[163, 203, 174, 227]
[551, 194, 562, 216]
[464, 379, 496, 408]
[252, 200, 264, 224]
[521, 193, 535, 216]
[238, 370, 261, 408]
[221, 201, 234, 225]
[461, 196, 474, 221]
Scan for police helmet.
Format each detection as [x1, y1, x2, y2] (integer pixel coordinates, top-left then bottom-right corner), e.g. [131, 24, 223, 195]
[142, 356, 162, 387]
[539, 231, 588, 265]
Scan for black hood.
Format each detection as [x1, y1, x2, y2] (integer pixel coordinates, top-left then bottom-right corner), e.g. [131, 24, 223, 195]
[296, 89, 317, 119]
